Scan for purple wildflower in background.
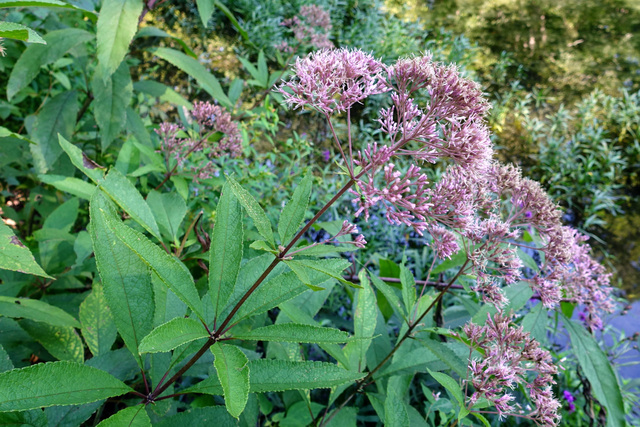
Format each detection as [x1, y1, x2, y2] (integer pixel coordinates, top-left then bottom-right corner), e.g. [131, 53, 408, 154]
[563, 390, 576, 412]
[322, 149, 331, 162]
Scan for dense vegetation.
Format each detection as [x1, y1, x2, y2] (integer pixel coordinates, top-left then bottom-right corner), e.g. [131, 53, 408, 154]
[0, 1, 638, 426]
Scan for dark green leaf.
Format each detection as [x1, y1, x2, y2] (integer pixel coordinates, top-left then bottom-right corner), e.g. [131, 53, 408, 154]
[90, 191, 154, 367]
[0, 361, 132, 411]
[20, 319, 84, 363]
[0, 21, 44, 44]
[152, 47, 232, 108]
[134, 26, 196, 58]
[385, 376, 409, 427]
[147, 190, 187, 244]
[343, 270, 376, 371]
[79, 283, 117, 357]
[400, 263, 416, 312]
[278, 171, 312, 245]
[0, 222, 52, 278]
[92, 62, 133, 151]
[7, 28, 93, 100]
[212, 343, 249, 418]
[58, 135, 105, 182]
[209, 183, 243, 321]
[428, 369, 469, 419]
[139, 318, 209, 353]
[39, 175, 95, 200]
[563, 317, 625, 427]
[196, 0, 214, 27]
[233, 323, 351, 343]
[0, 295, 78, 327]
[31, 91, 78, 173]
[96, 405, 150, 426]
[133, 79, 192, 107]
[226, 175, 274, 246]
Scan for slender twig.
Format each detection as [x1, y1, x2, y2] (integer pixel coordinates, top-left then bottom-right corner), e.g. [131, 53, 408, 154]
[176, 211, 203, 257]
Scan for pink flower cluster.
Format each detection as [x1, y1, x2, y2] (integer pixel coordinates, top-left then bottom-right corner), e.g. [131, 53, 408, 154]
[464, 312, 561, 426]
[155, 101, 241, 182]
[278, 5, 334, 53]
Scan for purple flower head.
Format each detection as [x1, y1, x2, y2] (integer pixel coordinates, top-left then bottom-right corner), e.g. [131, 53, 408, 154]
[322, 149, 331, 162]
[562, 390, 575, 403]
[278, 48, 388, 115]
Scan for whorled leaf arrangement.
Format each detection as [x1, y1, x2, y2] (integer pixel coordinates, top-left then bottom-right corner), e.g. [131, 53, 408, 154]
[0, 42, 622, 427]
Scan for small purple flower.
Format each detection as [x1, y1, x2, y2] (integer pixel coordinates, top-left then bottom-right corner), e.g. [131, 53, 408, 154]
[322, 149, 331, 162]
[563, 390, 576, 412]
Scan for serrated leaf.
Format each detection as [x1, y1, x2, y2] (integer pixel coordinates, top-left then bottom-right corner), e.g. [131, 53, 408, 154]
[0, 0, 94, 12]
[90, 191, 154, 367]
[45, 401, 103, 427]
[7, 28, 93, 100]
[30, 91, 78, 173]
[155, 407, 236, 427]
[212, 343, 249, 418]
[147, 190, 187, 244]
[428, 369, 469, 419]
[233, 324, 351, 344]
[249, 240, 277, 253]
[39, 174, 96, 200]
[58, 135, 105, 182]
[0, 361, 132, 412]
[521, 302, 547, 343]
[92, 62, 133, 151]
[138, 318, 209, 353]
[385, 376, 409, 427]
[20, 319, 84, 363]
[0, 21, 44, 44]
[185, 360, 365, 395]
[278, 171, 312, 245]
[0, 296, 78, 327]
[369, 273, 406, 320]
[152, 47, 232, 108]
[226, 175, 274, 247]
[100, 207, 203, 321]
[96, 0, 143, 77]
[101, 168, 161, 240]
[285, 258, 355, 288]
[210, 183, 243, 321]
[422, 339, 468, 378]
[563, 317, 624, 427]
[400, 263, 416, 313]
[0, 222, 52, 278]
[96, 405, 150, 426]
[79, 283, 117, 356]
[343, 270, 377, 371]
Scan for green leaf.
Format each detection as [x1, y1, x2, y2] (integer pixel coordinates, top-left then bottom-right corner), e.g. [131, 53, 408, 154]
[196, 0, 214, 27]
[134, 26, 196, 59]
[343, 270, 377, 371]
[39, 174, 96, 200]
[233, 324, 351, 344]
[96, 0, 143, 77]
[31, 91, 79, 173]
[0, 0, 94, 12]
[154, 407, 237, 427]
[96, 405, 150, 426]
[256, 51, 268, 87]
[92, 62, 133, 151]
[0, 222, 52, 278]
[133, 79, 192, 108]
[428, 369, 469, 419]
[139, 318, 209, 353]
[209, 183, 243, 321]
[385, 376, 409, 427]
[101, 208, 204, 321]
[431, 249, 467, 274]
[369, 273, 406, 320]
[7, 28, 93, 100]
[101, 168, 161, 240]
[20, 320, 84, 363]
[226, 175, 274, 247]
[278, 171, 312, 245]
[521, 302, 547, 343]
[0, 361, 132, 412]
[0, 295, 79, 327]
[212, 343, 249, 418]
[212, 0, 251, 44]
[0, 21, 44, 44]
[152, 47, 232, 108]
[285, 258, 355, 288]
[147, 190, 187, 244]
[58, 135, 105, 182]
[563, 317, 625, 427]
[79, 282, 117, 356]
[422, 339, 468, 378]
[185, 359, 365, 395]
[400, 263, 416, 313]
[90, 191, 154, 367]
[472, 281, 533, 325]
